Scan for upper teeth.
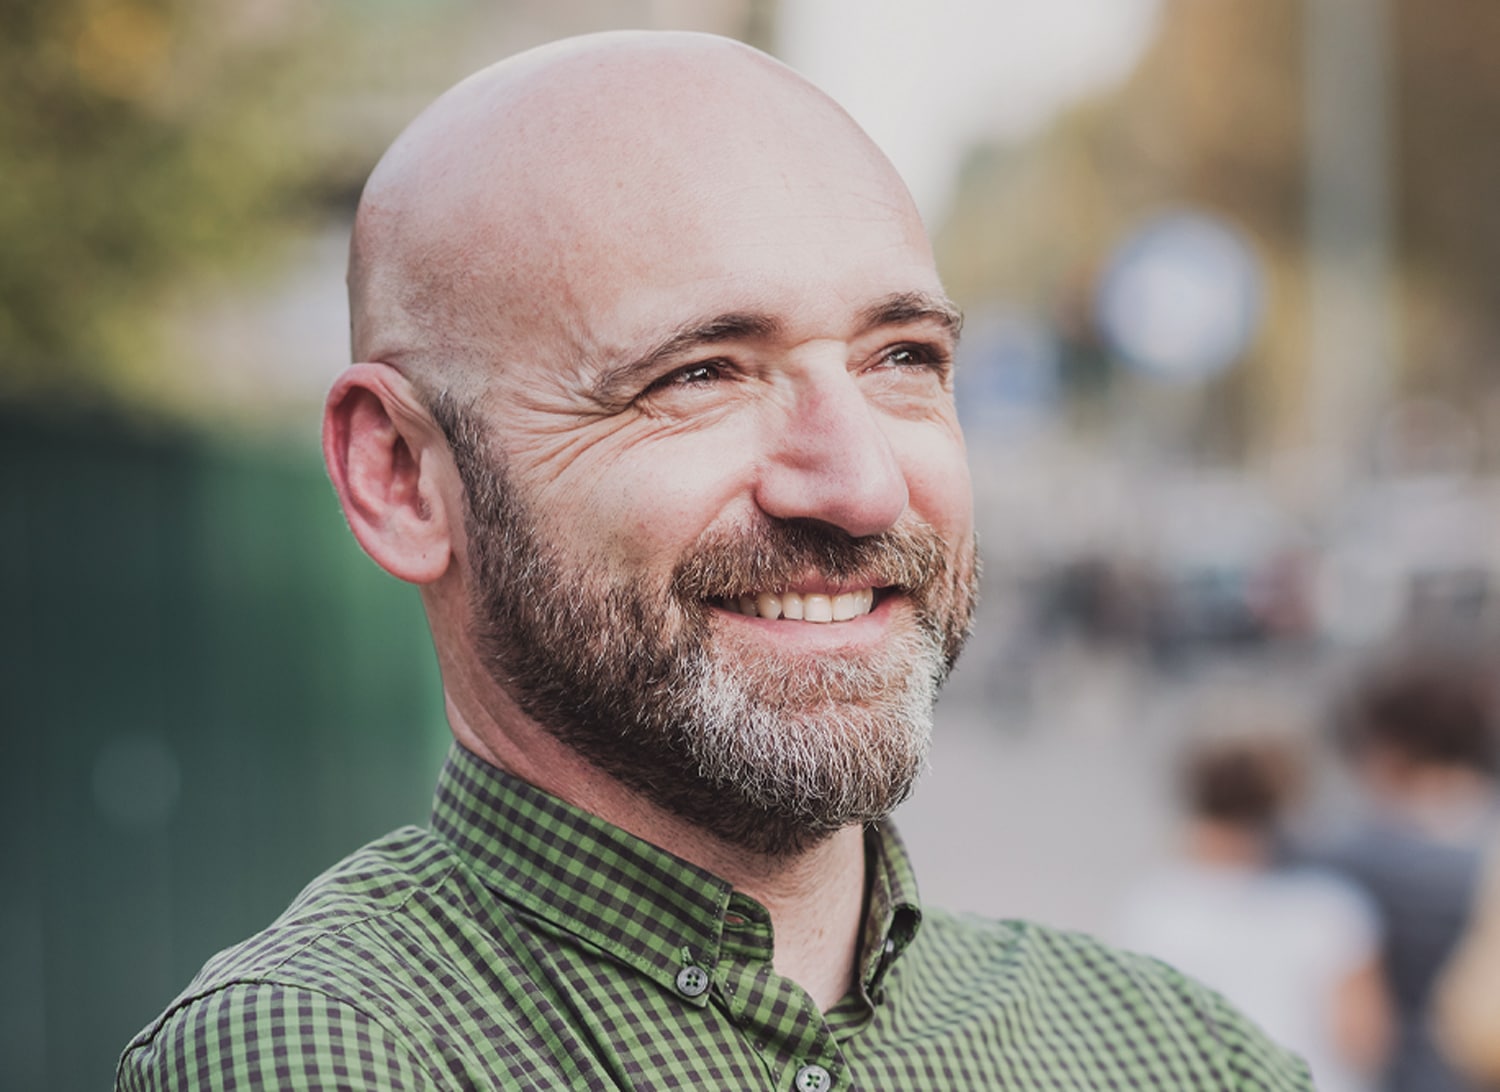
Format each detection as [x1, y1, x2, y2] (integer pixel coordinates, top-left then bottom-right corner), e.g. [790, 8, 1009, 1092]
[728, 589, 875, 623]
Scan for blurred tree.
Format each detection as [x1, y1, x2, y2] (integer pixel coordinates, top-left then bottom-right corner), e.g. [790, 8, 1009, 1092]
[0, 0, 779, 421]
[1395, 0, 1500, 403]
[939, 0, 1500, 466]
[0, 0, 345, 409]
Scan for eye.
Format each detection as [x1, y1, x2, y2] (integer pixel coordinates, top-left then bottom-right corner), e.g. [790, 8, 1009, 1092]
[646, 360, 727, 392]
[878, 342, 950, 375]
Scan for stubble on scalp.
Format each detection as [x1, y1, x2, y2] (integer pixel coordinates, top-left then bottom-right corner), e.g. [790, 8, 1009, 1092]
[431, 393, 978, 858]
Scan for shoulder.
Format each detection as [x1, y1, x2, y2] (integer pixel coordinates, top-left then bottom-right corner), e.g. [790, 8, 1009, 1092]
[118, 826, 471, 1091]
[1274, 864, 1381, 924]
[116, 981, 445, 1091]
[194, 825, 466, 989]
[905, 911, 1314, 1092]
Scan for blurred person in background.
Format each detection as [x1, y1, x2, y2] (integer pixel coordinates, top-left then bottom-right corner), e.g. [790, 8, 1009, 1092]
[1312, 655, 1500, 1092]
[116, 30, 1311, 1091]
[1433, 833, 1500, 1089]
[1119, 733, 1392, 1092]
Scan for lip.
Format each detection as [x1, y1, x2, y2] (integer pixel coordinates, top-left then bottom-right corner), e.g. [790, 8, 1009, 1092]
[764, 579, 887, 598]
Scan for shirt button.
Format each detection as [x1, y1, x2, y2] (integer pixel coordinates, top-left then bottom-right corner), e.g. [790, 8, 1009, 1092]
[675, 965, 710, 997]
[794, 1064, 832, 1092]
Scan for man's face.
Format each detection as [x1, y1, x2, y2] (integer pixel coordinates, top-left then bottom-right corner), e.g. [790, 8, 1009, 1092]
[444, 402, 975, 856]
[440, 112, 978, 854]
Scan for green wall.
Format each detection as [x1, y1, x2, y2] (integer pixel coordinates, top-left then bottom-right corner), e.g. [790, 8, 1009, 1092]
[0, 411, 448, 1090]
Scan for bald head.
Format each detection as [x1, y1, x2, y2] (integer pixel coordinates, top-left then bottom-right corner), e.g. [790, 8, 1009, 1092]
[327, 31, 974, 855]
[347, 31, 927, 402]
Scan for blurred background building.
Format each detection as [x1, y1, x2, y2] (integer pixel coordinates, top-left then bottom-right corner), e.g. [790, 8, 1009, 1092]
[5, 1, 1500, 1088]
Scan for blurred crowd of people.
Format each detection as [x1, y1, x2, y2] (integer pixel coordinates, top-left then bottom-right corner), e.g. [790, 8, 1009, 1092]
[1116, 653, 1500, 1092]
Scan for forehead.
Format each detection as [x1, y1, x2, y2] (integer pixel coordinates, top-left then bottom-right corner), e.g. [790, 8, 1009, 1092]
[491, 154, 943, 381]
[373, 42, 944, 384]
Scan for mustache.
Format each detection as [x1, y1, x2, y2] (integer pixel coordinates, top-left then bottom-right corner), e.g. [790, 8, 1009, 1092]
[672, 519, 949, 601]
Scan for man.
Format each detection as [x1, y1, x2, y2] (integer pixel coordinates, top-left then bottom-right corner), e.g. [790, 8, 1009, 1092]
[120, 31, 1311, 1090]
[1315, 656, 1500, 1092]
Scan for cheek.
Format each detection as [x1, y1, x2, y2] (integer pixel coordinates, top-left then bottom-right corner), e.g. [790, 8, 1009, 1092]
[543, 416, 971, 567]
[571, 448, 755, 571]
[896, 425, 974, 541]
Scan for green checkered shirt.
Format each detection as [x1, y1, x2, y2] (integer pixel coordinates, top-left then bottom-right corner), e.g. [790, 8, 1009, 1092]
[118, 744, 1312, 1090]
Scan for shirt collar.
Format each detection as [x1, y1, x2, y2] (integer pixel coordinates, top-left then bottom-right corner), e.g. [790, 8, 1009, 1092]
[431, 743, 923, 1009]
[857, 821, 922, 1006]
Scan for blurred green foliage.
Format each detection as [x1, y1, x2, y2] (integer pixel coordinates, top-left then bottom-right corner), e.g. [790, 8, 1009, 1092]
[0, 0, 346, 407]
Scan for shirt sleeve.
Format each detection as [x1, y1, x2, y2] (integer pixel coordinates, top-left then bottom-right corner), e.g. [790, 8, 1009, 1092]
[117, 982, 446, 1091]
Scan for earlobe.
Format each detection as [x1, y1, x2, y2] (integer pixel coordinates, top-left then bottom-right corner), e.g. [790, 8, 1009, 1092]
[323, 363, 453, 585]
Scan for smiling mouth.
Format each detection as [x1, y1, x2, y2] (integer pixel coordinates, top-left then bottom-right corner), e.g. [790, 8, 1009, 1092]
[715, 588, 880, 623]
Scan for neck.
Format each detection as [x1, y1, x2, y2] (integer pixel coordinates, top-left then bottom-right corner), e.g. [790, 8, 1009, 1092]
[700, 825, 868, 1012]
[445, 690, 869, 1012]
[1184, 819, 1271, 868]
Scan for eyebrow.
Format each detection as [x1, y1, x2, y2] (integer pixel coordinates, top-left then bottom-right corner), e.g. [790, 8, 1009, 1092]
[859, 291, 965, 343]
[588, 291, 963, 405]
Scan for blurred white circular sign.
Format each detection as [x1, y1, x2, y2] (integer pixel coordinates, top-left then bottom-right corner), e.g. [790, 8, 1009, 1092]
[1096, 212, 1265, 380]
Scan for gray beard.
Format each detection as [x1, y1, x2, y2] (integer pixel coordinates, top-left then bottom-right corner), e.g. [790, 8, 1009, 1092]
[435, 395, 976, 857]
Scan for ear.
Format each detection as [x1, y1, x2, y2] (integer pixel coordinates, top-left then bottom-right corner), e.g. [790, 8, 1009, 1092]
[323, 362, 454, 585]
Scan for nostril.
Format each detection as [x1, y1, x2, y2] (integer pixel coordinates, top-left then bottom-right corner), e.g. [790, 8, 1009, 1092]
[753, 441, 908, 539]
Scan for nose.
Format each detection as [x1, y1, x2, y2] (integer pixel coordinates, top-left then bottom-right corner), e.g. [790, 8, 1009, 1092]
[753, 371, 909, 538]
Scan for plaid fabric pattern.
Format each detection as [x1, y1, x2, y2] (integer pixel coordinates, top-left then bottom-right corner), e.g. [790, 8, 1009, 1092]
[119, 744, 1313, 1090]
